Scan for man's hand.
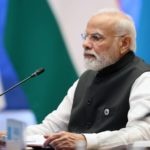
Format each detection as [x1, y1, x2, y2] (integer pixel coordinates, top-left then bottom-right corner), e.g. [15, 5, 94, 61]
[0, 131, 6, 137]
[0, 131, 6, 146]
[44, 131, 87, 150]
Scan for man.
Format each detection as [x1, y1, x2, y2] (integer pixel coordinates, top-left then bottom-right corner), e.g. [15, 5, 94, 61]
[24, 9, 150, 149]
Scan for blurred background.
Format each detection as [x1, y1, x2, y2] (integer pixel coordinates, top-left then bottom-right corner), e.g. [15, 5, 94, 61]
[0, 0, 150, 130]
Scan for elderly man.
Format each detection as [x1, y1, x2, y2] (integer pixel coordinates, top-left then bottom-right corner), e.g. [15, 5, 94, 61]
[25, 9, 150, 149]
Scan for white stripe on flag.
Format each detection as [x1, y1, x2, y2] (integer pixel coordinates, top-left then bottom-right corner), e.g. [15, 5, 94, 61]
[47, 0, 118, 75]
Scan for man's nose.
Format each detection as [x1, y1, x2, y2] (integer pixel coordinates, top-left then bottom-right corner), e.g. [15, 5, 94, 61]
[82, 38, 93, 50]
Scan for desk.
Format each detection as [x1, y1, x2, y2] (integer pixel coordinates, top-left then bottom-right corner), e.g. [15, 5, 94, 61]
[0, 136, 54, 150]
[0, 142, 54, 150]
[0, 146, 54, 150]
[1, 141, 150, 150]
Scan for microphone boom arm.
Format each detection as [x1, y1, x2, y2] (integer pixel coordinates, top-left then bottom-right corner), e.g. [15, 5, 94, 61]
[0, 68, 45, 96]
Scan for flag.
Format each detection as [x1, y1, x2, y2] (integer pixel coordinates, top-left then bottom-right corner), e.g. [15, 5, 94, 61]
[4, 0, 78, 123]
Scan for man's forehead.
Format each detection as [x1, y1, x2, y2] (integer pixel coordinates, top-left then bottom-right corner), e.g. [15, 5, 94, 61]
[89, 13, 120, 26]
[86, 14, 116, 34]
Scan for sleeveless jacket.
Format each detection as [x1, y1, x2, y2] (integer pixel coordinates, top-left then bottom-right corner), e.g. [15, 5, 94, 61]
[68, 51, 150, 133]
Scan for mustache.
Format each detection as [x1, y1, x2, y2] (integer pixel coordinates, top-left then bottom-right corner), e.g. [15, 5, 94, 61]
[84, 50, 97, 56]
[84, 50, 101, 60]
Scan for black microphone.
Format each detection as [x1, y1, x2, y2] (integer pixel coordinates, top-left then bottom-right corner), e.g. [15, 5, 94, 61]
[0, 68, 45, 96]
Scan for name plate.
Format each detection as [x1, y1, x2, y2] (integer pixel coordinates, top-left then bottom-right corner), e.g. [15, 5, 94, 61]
[6, 119, 26, 150]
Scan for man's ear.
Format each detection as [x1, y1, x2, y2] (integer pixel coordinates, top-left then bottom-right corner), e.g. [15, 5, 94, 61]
[120, 36, 131, 55]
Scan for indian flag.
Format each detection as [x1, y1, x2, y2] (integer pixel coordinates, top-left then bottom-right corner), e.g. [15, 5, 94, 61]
[0, 0, 149, 128]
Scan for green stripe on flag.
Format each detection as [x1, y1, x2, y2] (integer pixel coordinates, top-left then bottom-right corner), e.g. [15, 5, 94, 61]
[4, 0, 77, 122]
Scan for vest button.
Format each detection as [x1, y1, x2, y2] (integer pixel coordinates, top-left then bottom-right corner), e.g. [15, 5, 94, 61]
[104, 108, 109, 116]
[87, 100, 91, 105]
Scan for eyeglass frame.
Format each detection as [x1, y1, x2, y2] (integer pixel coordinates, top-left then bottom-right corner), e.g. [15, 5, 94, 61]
[81, 32, 127, 43]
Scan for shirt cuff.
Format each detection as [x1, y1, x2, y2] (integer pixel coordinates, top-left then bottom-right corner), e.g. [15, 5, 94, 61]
[83, 133, 98, 149]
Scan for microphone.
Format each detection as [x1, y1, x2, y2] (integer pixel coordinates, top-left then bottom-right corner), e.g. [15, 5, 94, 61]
[0, 68, 45, 96]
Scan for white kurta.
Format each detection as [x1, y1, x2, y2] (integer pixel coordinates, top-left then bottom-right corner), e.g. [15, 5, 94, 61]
[26, 72, 150, 150]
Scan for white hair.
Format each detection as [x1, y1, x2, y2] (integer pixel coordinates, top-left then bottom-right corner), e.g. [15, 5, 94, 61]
[95, 8, 136, 51]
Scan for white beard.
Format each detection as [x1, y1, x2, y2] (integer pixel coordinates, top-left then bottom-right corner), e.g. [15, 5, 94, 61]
[84, 50, 118, 71]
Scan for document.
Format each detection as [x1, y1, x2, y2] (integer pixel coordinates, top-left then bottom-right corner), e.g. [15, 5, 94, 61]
[25, 135, 46, 147]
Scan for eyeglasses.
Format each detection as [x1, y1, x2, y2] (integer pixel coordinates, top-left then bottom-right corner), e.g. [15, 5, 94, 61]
[81, 32, 105, 42]
[81, 32, 126, 43]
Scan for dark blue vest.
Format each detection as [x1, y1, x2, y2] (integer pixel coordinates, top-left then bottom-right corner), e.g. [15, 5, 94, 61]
[68, 51, 150, 133]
